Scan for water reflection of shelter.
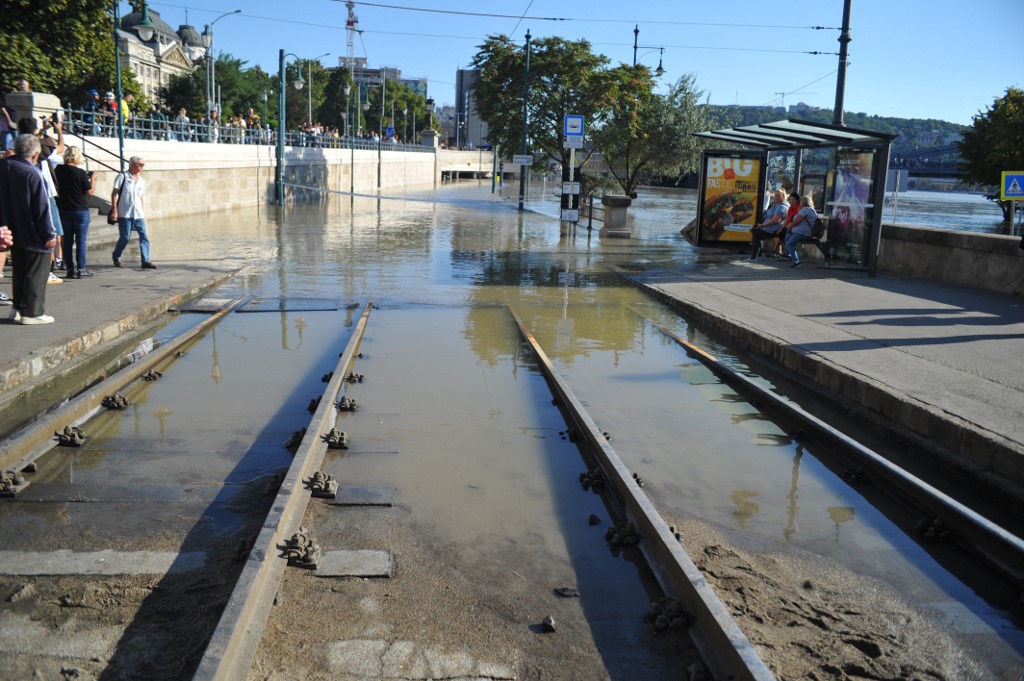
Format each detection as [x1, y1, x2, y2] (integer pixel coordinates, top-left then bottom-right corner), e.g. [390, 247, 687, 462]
[693, 119, 896, 274]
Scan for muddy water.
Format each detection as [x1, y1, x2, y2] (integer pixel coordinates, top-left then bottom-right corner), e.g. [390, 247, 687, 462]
[5, 182, 1021, 677]
[172, 182, 1018, 675]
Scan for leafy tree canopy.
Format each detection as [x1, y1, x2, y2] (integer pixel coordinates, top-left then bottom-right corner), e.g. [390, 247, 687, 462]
[956, 87, 1024, 220]
[471, 35, 619, 166]
[0, 0, 144, 109]
[592, 72, 715, 195]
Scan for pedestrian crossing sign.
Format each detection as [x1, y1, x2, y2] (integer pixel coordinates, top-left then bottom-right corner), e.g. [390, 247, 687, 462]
[1001, 171, 1024, 201]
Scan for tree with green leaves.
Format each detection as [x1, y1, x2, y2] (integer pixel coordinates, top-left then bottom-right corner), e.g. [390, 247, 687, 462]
[590, 71, 714, 195]
[956, 87, 1024, 222]
[0, 0, 143, 108]
[471, 35, 619, 170]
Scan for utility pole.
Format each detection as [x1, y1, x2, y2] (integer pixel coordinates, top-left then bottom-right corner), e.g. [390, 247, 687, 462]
[518, 29, 531, 212]
[833, 0, 852, 126]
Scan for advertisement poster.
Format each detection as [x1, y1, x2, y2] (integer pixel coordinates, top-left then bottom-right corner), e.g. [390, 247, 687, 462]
[826, 149, 876, 265]
[698, 152, 763, 244]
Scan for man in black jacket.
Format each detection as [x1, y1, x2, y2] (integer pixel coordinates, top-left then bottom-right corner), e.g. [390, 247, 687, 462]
[0, 134, 57, 324]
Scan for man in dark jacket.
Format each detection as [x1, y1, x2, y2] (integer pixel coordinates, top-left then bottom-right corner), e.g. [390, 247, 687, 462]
[0, 134, 57, 324]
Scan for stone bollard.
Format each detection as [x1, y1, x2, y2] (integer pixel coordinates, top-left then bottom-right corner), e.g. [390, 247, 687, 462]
[601, 194, 633, 238]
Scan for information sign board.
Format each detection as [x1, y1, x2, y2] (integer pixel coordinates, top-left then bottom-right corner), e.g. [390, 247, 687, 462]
[562, 182, 580, 195]
[563, 136, 583, 149]
[512, 155, 533, 166]
[564, 115, 584, 137]
[561, 209, 579, 222]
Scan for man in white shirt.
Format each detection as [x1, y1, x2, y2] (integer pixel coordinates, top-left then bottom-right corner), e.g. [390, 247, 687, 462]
[110, 156, 156, 269]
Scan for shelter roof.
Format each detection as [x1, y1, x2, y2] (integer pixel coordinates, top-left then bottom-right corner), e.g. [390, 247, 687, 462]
[694, 119, 897, 151]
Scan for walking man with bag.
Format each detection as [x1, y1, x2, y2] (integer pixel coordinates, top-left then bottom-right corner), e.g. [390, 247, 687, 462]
[110, 156, 156, 269]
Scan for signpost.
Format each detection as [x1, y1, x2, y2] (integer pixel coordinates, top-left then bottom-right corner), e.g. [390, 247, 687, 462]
[1003, 171, 1024, 234]
[562, 115, 584, 225]
[512, 154, 534, 166]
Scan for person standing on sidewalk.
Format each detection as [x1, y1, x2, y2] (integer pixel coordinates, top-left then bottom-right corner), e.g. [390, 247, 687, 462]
[0, 134, 58, 324]
[110, 156, 156, 269]
[54, 146, 96, 278]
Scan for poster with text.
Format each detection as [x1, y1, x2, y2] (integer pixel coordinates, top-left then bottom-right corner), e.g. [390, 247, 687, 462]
[698, 152, 763, 245]
[826, 149, 876, 265]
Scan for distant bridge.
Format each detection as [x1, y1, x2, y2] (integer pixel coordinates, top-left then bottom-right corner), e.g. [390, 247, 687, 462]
[889, 145, 962, 178]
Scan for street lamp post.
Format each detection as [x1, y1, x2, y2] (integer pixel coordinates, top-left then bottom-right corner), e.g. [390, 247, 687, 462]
[377, 73, 386, 192]
[204, 9, 242, 116]
[402, 106, 408, 143]
[307, 52, 330, 124]
[345, 82, 354, 199]
[276, 49, 305, 205]
[632, 26, 665, 76]
[518, 29, 531, 212]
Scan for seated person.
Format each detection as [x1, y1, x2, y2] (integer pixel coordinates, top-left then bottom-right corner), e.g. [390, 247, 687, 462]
[772, 192, 801, 257]
[749, 190, 788, 259]
[784, 195, 818, 268]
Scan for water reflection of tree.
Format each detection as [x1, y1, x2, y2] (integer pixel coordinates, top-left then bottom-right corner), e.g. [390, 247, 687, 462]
[461, 251, 646, 367]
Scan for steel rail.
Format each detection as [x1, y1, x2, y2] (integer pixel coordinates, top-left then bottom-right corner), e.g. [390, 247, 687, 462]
[650, 320, 1024, 588]
[0, 298, 246, 480]
[508, 306, 777, 681]
[193, 303, 372, 681]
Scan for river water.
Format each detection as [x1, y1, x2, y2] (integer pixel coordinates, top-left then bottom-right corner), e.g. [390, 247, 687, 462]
[517, 177, 1014, 236]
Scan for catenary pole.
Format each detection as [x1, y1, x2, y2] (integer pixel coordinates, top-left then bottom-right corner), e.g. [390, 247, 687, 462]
[833, 0, 852, 126]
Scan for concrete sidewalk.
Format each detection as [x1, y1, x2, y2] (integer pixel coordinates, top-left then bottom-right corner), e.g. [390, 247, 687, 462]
[0, 257, 238, 399]
[631, 256, 1024, 503]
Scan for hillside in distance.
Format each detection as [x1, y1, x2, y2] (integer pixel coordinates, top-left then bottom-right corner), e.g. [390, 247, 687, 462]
[705, 104, 964, 154]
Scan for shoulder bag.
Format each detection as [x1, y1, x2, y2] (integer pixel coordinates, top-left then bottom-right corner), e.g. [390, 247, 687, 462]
[108, 172, 127, 224]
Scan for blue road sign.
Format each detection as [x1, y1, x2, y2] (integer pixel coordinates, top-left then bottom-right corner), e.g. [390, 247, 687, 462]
[1002, 171, 1024, 201]
[564, 115, 584, 137]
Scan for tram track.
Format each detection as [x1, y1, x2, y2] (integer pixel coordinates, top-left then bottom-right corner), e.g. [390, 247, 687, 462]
[1, 296, 1021, 680]
[0, 298, 366, 679]
[648, 320, 1024, 590]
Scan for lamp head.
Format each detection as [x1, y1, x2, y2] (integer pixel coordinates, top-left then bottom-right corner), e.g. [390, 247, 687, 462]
[292, 70, 305, 90]
[135, 0, 156, 42]
[344, 84, 351, 97]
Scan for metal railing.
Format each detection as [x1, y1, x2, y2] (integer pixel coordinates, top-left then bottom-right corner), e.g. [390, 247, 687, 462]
[61, 106, 432, 153]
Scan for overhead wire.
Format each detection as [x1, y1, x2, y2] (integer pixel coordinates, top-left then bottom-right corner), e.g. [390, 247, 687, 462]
[759, 70, 839, 108]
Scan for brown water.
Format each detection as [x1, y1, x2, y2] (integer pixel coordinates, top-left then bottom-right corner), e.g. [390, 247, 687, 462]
[3, 182, 1021, 678]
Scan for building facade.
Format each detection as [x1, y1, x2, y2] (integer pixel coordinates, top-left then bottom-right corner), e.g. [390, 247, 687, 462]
[118, 4, 207, 102]
[455, 69, 488, 150]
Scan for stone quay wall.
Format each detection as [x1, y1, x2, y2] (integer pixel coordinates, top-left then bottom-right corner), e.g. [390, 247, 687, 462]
[75, 136, 491, 220]
[877, 224, 1024, 296]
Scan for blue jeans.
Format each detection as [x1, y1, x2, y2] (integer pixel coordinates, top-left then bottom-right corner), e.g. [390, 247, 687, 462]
[60, 209, 91, 272]
[113, 217, 151, 264]
[785, 232, 809, 263]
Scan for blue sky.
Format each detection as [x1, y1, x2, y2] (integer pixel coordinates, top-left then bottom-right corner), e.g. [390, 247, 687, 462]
[144, 0, 1023, 126]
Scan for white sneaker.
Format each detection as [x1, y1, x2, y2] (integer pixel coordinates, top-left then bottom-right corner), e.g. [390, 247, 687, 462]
[8, 309, 20, 322]
[0, 292, 11, 305]
[18, 314, 55, 325]
[47, 272, 63, 284]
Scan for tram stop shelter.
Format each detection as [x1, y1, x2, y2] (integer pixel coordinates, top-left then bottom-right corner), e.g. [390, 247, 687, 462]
[692, 119, 897, 274]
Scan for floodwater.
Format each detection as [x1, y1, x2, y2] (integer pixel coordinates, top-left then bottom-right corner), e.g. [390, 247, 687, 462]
[186, 181, 1023, 675]
[4, 181, 1021, 678]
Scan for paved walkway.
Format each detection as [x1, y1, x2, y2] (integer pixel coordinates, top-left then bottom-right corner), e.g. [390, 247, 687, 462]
[632, 255, 1024, 500]
[0, 255, 239, 397]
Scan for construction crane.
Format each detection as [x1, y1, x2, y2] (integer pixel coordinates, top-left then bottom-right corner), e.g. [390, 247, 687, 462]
[346, 1, 357, 73]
